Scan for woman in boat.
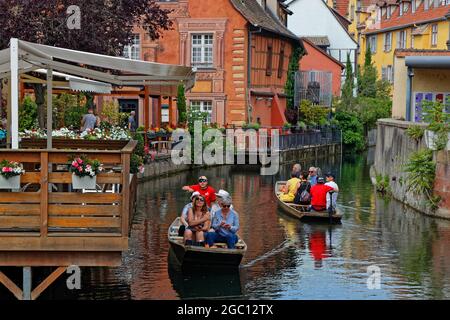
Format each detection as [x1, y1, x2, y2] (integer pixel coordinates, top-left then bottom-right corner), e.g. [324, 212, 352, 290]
[184, 195, 211, 247]
[178, 191, 201, 236]
[205, 197, 240, 249]
[294, 171, 312, 205]
[279, 172, 301, 203]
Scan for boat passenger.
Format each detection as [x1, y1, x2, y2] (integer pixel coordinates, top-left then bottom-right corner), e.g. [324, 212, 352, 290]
[294, 171, 312, 205]
[308, 167, 318, 186]
[182, 176, 217, 208]
[325, 173, 339, 211]
[205, 197, 240, 249]
[184, 195, 211, 247]
[211, 189, 233, 219]
[292, 163, 301, 178]
[178, 191, 201, 237]
[309, 177, 337, 211]
[279, 172, 301, 203]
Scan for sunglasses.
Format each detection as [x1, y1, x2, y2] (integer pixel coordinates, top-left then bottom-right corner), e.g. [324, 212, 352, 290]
[221, 204, 231, 208]
[195, 198, 205, 202]
[198, 179, 208, 183]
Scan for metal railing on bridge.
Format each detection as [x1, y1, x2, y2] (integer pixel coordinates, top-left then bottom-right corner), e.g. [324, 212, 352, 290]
[278, 127, 342, 151]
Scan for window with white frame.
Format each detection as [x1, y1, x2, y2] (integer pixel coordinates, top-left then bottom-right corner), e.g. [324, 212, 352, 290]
[387, 6, 391, 18]
[191, 34, 214, 68]
[190, 101, 213, 124]
[123, 34, 140, 60]
[400, 2, 404, 15]
[367, 35, 377, 53]
[425, 0, 430, 10]
[384, 32, 392, 51]
[397, 30, 407, 48]
[412, 0, 416, 12]
[382, 65, 394, 83]
[431, 24, 438, 46]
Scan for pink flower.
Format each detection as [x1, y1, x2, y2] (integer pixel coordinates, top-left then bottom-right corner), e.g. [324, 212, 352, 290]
[77, 158, 83, 164]
[72, 161, 79, 167]
[78, 167, 83, 172]
[2, 167, 6, 173]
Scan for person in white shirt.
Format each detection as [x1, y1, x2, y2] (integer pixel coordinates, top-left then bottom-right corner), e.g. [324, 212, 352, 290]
[325, 173, 339, 210]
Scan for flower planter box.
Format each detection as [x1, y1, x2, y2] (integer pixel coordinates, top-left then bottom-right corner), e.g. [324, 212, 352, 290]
[0, 175, 20, 190]
[20, 138, 129, 150]
[72, 175, 97, 190]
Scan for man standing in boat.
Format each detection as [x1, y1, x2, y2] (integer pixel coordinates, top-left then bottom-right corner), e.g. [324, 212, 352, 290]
[182, 176, 217, 208]
[205, 197, 240, 249]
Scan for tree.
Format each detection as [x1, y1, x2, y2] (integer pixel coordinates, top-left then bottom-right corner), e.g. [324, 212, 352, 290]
[177, 84, 187, 125]
[0, 0, 173, 128]
[284, 46, 303, 124]
[358, 45, 378, 98]
[341, 53, 355, 110]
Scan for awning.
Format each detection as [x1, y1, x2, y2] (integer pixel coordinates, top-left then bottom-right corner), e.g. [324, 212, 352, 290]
[0, 39, 196, 90]
[405, 56, 450, 69]
[33, 69, 113, 94]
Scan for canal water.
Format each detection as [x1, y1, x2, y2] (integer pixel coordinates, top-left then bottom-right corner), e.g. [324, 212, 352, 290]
[2, 151, 450, 300]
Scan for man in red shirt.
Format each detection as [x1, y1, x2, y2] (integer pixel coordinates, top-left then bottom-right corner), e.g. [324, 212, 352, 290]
[182, 176, 217, 208]
[309, 177, 337, 211]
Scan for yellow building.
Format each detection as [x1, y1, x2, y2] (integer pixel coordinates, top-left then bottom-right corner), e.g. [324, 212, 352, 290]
[359, 0, 450, 83]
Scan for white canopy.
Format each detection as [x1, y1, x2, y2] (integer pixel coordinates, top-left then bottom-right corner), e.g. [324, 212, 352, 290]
[0, 38, 197, 149]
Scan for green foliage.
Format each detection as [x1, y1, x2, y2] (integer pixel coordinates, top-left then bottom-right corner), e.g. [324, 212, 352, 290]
[130, 153, 144, 174]
[53, 93, 78, 129]
[299, 100, 329, 125]
[187, 105, 208, 133]
[101, 100, 120, 126]
[132, 132, 145, 158]
[358, 47, 378, 98]
[334, 111, 365, 152]
[177, 84, 187, 124]
[61, 94, 87, 129]
[285, 46, 303, 111]
[242, 123, 260, 130]
[283, 122, 292, 130]
[404, 149, 439, 210]
[375, 173, 391, 195]
[421, 100, 449, 151]
[19, 96, 38, 131]
[356, 97, 392, 131]
[341, 53, 355, 109]
[406, 125, 425, 141]
[119, 113, 129, 129]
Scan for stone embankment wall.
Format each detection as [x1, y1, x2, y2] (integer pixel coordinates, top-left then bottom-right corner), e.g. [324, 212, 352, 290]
[372, 119, 450, 219]
[138, 143, 342, 182]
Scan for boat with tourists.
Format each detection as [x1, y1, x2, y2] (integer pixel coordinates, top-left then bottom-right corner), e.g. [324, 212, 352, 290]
[275, 181, 343, 223]
[168, 217, 247, 267]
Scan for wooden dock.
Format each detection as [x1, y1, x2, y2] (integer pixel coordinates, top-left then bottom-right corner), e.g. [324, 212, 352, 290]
[0, 140, 138, 299]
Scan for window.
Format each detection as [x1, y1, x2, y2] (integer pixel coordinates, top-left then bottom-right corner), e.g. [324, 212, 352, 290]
[382, 65, 394, 83]
[191, 34, 214, 68]
[399, 2, 404, 15]
[266, 44, 273, 76]
[425, 0, 430, 10]
[278, 44, 285, 79]
[384, 32, 392, 51]
[350, 5, 355, 21]
[431, 24, 438, 46]
[397, 30, 406, 49]
[377, 8, 381, 21]
[387, 65, 393, 83]
[404, 2, 409, 12]
[411, 33, 415, 48]
[367, 35, 377, 53]
[190, 101, 213, 124]
[261, 0, 267, 10]
[123, 34, 140, 60]
[412, 0, 416, 13]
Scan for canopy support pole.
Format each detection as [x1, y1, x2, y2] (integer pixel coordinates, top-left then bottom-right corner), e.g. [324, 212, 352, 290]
[144, 86, 149, 130]
[47, 68, 53, 149]
[10, 38, 19, 149]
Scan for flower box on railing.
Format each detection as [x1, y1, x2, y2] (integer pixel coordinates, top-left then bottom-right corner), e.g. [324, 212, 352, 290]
[0, 175, 20, 190]
[71, 175, 97, 190]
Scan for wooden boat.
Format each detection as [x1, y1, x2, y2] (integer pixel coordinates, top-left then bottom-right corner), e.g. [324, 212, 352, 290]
[168, 217, 247, 267]
[275, 181, 343, 223]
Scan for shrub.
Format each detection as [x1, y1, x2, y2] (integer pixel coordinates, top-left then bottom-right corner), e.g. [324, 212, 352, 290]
[334, 111, 365, 151]
[299, 100, 329, 125]
[406, 125, 425, 141]
[19, 97, 38, 131]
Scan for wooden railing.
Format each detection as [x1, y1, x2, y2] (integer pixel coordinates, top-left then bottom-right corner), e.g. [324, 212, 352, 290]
[0, 140, 137, 253]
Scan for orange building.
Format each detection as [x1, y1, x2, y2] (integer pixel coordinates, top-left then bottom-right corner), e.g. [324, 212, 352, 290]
[300, 38, 345, 96]
[103, 0, 303, 128]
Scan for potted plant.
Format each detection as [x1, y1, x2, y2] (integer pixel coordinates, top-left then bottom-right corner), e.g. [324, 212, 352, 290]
[147, 129, 157, 140]
[69, 156, 103, 190]
[0, 160, 25, 189]
[283, 122, 292, 134]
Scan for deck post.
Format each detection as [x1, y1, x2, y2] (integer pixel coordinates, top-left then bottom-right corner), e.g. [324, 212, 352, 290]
[22, 267, 32, 300]
[10, 38, 19, 149]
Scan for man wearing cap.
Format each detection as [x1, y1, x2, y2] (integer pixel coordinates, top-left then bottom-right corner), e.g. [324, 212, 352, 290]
[309, 176, 338, 211]
[325, 173, 339, 210]
[308, 167, 318, 186]
[182, 176, 217, 208]
[205, 197, 240, 249]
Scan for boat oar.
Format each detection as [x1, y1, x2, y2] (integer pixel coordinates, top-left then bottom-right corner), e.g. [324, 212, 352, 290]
[327, 191, 334, 224]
